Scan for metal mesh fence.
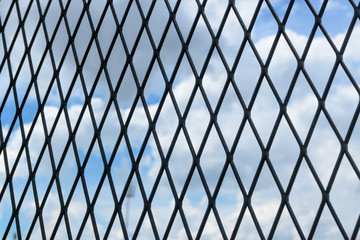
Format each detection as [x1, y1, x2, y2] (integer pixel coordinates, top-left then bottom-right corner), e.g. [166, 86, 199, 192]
[1, 0, 360, 239]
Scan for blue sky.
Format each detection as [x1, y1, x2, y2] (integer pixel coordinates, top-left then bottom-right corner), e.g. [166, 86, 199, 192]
[1, 0, 360, 239]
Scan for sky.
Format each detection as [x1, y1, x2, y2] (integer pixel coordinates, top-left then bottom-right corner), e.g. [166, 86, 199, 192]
[1, 0, 360, 239]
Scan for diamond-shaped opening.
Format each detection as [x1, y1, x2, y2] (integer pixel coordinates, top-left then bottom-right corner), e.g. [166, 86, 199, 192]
[217, 83, 243, 148]
[93, 177, 114, 239]
[73, 13, 92, 63]
[325, 66, 359, 138]
[0, 151, 6, 189]
[160, 22, 182, 79]
[188, 16, 212, 74]
[272, 207, 299, 239]
[67, 181, 87, 236]
[343, 20, 360, 85]
[233, 122, 262, 191]
[30, 23, 47, 71]
[236, 208, 261, 239]
[201, 127, 226, 193]
[42, 94, 60, 121]
[126, 101, 149, 159]
[330, 156, 360, 236]
[33, 147, 52, 203]
[132, 30, 153, 86]
[269, 117, 299, 188]
[66, 80, 85, 127]
[204, 0, 227, 34]
[252, 4, 278, 62]
[82, 43, 102, 94]
[21, 90, 38, 130]
[322, 0, 353, 49]
[151, 174, 174, 238]
[182, 169, 207, 237]
[285, 1, 315, 55]
[0, 66, 10, 100]
[17, 186, 36, 237]
[100, 103, 121, 160]
[66, 1, 83, 35]
[287, 71, 318, 142]
[123, 177, 143, 238]
[138, 134, 161, 198]
[43, 0, 61, 38]
[51, 110, 69, 166]
[201, 210, 223, 239]
[176, 0, 198, 41]
[305, 29, 336, 95]
[0, 35, 3, 62]
[250, 79, 279, 144]
[148, 0, 168, 47]
[202, 49, 227, 109]
[3, 7, 19, 49]
[218, 8, 244, 68]
[307, 113, 341, 185]
[42, 186, 61, 237]
[88, 0, 107, 28]
[83, 141, 104, 200]
[15, 57, 32, 105]
[172, 56, 195, 114]
[98, 9, 117, 55]
[0, 187, 14, 237]
[12, 151, 29, 204]
[23, 1, 39, 41]
[143, 60, 165, 113]
[348, 116, 360, 168]
[91, 75, 110, 125]
[186, 89, 210, 152]
[117, 66, 138, 110]
[216, 168, 242, 238]
[1, 89, 16, 127]
[168, 129, 192, 195]
[58, 145, 77, 201]
[234, 0, 259, 28]
[6, 119, 23, 171]
[36, 53, 54, 101]
[52, 19, 68, 67]
[106, 35, 127, 88]
[75, 106, 94, 163]
[156, 94, 178, 155]
[122, 2, 142, 52]
[312, 205, 344, 239]
[289, 158, 322, 237]
[251, 162, 281, 237]
[59, 51, 77, 98]
[268, 35, 297, 100]
[234, 43, 261, 106]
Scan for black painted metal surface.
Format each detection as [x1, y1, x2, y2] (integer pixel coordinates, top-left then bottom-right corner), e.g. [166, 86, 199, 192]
[1, 0, 360, 239]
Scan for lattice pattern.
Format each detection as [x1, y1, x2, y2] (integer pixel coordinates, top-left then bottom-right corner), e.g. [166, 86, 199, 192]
[1, 0, 360, 239]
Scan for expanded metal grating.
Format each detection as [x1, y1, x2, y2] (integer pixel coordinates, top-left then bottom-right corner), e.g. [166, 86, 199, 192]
[1, 0, 360, 239]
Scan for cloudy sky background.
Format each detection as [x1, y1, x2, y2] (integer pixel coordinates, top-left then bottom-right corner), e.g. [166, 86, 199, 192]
[1, 0, 360, 239]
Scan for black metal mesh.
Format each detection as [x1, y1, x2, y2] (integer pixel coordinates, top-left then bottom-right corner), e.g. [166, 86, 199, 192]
[1, 0, 360, 239]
